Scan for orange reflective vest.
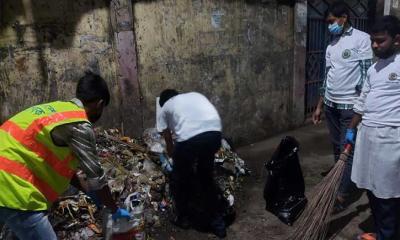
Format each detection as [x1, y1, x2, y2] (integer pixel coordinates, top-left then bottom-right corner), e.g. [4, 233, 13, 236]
[0, 101, 89, 210]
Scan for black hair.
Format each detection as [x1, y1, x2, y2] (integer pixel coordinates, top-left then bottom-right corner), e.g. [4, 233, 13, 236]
[325, 1, 351, 20]
[76, 71, 110, 106]
[371, 15, 400, 38]
[159, 89, 179, 107]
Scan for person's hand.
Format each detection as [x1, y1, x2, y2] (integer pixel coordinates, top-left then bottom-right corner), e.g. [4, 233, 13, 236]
[112, 208, 131, 221]
[87, 191, 103, 208]
[345, 129, 356, 145]
[312, 107, 322, 124]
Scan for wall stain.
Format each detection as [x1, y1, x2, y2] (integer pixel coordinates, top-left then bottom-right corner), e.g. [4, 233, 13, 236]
[15, 56, 27, 72]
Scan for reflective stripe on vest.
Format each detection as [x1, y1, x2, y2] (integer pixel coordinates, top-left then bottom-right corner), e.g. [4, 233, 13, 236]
[0, 156, 58, 202]
[0, 101, 89, 210]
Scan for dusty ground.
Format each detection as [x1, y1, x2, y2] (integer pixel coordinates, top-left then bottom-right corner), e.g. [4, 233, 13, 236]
[150, 123, 375, 240]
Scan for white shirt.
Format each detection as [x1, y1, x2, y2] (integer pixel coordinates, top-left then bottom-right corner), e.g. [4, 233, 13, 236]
[157, 92, 222, 142]
[325, 27, 373, 104]
[354, 54, 400, 127]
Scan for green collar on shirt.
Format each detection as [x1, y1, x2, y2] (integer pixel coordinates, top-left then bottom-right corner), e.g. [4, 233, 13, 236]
[342, 26, 354, 36]
[70, 98, 84, 108]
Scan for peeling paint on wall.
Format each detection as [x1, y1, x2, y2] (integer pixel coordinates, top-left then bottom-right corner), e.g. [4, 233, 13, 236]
[1, 0, 297, 144]
[211, 10, 225, 28]
[0, 0, 120, 131]
[134, 0, 295, 144]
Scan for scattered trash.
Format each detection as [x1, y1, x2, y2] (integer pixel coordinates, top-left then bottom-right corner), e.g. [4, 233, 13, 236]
[46, 127, 247, 239]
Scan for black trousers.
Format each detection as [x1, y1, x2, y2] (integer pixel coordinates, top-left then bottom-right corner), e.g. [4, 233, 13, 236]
[324, 105, 357, 198]
[367, 191, 400, 240]
[171, 131, 222, 221]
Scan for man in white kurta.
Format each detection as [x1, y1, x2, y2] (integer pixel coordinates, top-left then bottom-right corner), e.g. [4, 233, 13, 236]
[347, 15, 400, 240]
[312, 2, 373, 210]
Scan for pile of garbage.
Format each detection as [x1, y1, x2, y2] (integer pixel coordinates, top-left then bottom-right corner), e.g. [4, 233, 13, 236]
[0, 128, 249, 239]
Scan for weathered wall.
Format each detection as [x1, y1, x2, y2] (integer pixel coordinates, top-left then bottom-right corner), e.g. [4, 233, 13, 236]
[0, 0, 122, 130]
[388, 0, 400, 17]
[1, 0, 298, 144]
[135, 0, 296, 144]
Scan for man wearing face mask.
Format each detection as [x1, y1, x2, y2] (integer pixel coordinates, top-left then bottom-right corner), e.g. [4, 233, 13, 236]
[312, 1, 373, 212]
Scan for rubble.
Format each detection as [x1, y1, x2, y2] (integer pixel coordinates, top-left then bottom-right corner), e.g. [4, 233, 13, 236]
[0, 128, 248, 239]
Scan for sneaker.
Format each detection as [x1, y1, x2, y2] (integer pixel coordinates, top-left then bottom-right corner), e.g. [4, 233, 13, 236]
[357, 233, 376, 240]
[212, 227, 227, 239]
[332, 201, 346, 214]
[210, 216, 227, 238]
[332, 196, 347, 214]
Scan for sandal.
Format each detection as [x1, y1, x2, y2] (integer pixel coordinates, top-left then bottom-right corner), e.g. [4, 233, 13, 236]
[357, 233, 376, 240]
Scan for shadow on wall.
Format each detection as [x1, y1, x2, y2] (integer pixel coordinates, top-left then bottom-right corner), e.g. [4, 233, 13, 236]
[0, 0, 296, 135]
[0, 0, 295, 81]
[0, 0, 111, 48]
[0, 0, 113, 84]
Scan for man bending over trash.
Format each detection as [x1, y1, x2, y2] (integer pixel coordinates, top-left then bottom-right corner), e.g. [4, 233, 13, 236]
[157, 89, 227, 238]
[0, 72, 129, 239]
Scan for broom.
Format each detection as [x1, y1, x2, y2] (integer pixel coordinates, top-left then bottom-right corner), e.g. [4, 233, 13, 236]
[288, 144, 352, 240]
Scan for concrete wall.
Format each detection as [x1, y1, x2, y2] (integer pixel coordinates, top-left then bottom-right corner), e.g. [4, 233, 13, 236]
[0, 0, 299, 145]
[135, 1, 297, 144]
[0, 0, 122, 130]
[387, 0, 400, 17]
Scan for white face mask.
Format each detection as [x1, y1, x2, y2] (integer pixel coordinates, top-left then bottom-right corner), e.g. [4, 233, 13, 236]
[328, 22, 344, 35]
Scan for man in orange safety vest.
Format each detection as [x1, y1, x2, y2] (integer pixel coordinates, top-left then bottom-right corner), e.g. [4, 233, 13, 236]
[0, 72, 129, 239]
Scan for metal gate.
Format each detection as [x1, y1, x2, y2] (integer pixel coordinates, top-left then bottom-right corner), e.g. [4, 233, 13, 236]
[305, 0, 370, 115]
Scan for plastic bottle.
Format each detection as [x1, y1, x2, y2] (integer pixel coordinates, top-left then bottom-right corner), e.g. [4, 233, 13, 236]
[109, 193, 146, 240]
[159, 153, 173, 173]
[102, 208, 113, 240]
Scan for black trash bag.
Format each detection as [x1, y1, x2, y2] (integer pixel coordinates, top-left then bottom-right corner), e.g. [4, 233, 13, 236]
[263, 136, 307, 225]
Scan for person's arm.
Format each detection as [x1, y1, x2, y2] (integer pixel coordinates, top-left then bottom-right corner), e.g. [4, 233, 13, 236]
[70, 174, 85, 192]
[345, 69, 372, 145]
[312, 65, 330, 124]
[356, 59, 373, 93]
[312, 96, 324, 124]
[157, 107, 174, 156]
[349, 113, 362, 129]
[313, 46, 332, 124]
[94, 185, 117, 212]
[345, 112, 362, 146]
[356, 35, 373, 92]
[52, 123, 117, 212]
[162, 129, 174, 157]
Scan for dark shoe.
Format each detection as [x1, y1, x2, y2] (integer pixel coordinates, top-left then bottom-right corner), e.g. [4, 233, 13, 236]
[356, 233, 376, 240]
[212, 227, 227, 238]
[171, 216, 191, 229]
[332, 197, 347, 214]
[210, 216, 227, 238]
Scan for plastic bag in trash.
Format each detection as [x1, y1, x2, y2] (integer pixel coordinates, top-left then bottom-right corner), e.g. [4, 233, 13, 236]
[142, 128, 166, 153]
[263, 136, 307, 225]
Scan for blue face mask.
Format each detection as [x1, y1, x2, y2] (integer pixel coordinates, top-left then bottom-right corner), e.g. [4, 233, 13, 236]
[328, 22, 344, 35]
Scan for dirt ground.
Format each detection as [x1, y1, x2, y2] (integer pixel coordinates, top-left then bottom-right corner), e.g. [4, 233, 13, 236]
[150, 123, 375, 240]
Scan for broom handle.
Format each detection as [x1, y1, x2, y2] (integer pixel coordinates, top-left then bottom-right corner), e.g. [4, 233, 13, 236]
[339, 144, 353, 162]
[343, 143, 352, 153]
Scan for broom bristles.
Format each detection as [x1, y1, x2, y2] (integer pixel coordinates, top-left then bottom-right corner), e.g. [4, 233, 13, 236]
[288, 148, 350, 240]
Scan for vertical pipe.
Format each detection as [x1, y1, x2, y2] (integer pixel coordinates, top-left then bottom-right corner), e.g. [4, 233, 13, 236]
[384, 0, 392, 15]
[110, 0, 143, 136]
